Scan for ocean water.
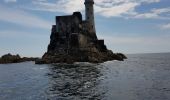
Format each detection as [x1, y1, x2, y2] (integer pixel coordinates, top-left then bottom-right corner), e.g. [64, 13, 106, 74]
[0, 53, 170, 100]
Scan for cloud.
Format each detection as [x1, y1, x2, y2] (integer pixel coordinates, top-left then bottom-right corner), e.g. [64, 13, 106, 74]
[161, 23, 170, 30]
[19, 0, 170, 20]
[0, 5, 52, 29]
[22, 0, 163, 18]
[135, 7, 170, 19]
[94, 0, 163, 18]
[94, 2, 138, 17]
[4, 0, 17, 3]
[28, 0, 84, 14]
[26, 0, 170, 20]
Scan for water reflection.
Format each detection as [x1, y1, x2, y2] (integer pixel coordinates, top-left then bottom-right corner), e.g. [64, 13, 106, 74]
[46, 63, 104, 100]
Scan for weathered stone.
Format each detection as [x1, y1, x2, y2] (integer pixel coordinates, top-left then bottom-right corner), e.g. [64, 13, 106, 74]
[38, 0, 127, 64]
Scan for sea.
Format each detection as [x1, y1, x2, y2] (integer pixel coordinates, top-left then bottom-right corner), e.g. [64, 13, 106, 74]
[0, 53, 170, 100]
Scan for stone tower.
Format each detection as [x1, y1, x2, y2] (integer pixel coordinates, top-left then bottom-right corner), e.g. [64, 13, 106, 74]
[84, 0, 96, 34]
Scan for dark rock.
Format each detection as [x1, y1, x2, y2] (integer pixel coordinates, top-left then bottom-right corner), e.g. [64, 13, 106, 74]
[0, 53, 39, 64]
[35, 59, 46, 64]
[115, 53, 127, 60]
[22, 57, 39, 62]
[0, 53, 22, 64]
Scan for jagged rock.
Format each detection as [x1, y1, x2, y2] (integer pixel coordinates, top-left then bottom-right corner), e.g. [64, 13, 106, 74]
[37, 0, 127, 64]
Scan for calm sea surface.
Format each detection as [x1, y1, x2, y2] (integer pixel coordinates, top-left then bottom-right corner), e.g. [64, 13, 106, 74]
[0, 53, 170, 100]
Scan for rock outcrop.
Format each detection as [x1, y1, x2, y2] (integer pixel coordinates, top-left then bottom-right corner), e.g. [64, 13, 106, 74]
[0, 53, 38, 64]
[41, 49, 127, 64]
[37, 0, 127, 64]
[0, 53, 21, 64]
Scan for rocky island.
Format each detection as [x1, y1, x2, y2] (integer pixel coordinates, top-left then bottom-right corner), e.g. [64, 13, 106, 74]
[37, 0, 127, 64]
[0, 53, 38, 64]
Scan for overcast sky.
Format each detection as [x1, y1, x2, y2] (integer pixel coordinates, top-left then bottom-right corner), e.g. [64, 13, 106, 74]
[0, 0, 170, 57]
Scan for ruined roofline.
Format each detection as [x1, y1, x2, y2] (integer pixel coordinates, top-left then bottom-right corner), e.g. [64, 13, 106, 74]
[56, 12, 83, 23]
[56, 15, 72, 18]
[56, 12, 81, 18]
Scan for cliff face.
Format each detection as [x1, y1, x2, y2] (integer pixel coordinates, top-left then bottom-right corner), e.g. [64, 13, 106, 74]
[39, 12, 127, 64]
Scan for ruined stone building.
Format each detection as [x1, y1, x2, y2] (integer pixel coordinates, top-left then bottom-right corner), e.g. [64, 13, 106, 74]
[48, 0, 105, 52]
[41, 0, 126, 63]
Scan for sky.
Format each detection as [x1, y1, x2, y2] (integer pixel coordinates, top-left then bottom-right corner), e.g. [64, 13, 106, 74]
[0, 0, 170, 57]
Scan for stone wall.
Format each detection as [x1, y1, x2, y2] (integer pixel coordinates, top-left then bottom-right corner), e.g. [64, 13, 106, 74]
[47, 12, 83, 53]
[78, 34, 88, 48]
[55, 12, 82, 35]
